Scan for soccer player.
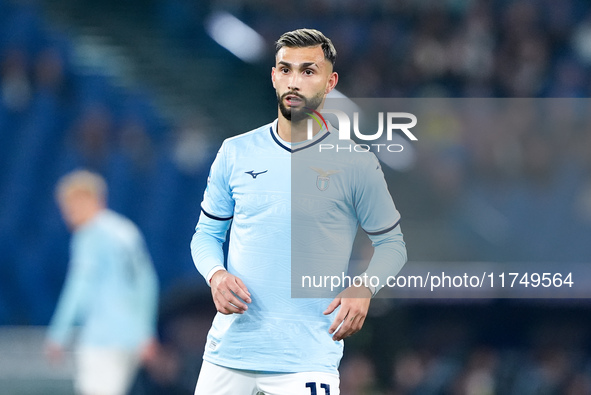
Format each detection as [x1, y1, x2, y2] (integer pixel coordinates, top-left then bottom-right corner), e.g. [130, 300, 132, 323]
[191, 29, 407, 394]
[45, 170, 159, 395]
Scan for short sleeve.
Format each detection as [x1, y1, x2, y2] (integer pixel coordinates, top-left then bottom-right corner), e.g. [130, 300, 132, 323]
[354, 154, 401, 235]
[201, 142, 235, 220]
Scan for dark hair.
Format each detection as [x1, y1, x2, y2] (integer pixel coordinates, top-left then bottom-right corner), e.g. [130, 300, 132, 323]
[275, 29, 337, 66]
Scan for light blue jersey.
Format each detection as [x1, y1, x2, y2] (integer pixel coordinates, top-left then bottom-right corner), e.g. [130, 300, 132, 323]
[291, 124, 403, 298]
[191, 120, 406, 374]
[48, 210, 159, 350]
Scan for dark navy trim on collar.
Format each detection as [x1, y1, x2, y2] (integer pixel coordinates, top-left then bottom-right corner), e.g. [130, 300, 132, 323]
[269, 126, 331, 153]
[293, 131, 331, 153]
[270, 127, 291, 152]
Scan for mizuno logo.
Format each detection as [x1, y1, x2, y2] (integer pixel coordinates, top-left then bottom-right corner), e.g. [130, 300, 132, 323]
[245, 170, 268, 179]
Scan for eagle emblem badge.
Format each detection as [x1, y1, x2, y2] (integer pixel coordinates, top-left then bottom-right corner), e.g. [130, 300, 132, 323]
[310, 167, 341, 191]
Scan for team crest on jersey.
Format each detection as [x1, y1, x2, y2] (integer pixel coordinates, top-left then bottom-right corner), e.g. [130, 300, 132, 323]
[311, 167, 341, 191]
[317, 176, 330, 191]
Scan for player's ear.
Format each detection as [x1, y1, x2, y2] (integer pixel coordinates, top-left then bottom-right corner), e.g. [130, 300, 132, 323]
[271, 67, 276, 88]
[325, 71, 338, 95]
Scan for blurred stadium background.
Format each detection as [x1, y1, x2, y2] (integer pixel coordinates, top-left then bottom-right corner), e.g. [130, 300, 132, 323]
[1, 0, 591, 393]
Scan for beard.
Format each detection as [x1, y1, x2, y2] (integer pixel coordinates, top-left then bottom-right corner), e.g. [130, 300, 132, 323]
[277, 91, 324, 123]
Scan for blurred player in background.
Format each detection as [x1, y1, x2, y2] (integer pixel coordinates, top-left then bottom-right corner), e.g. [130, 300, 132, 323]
[45, 169, 159, 395]
[191, 28, 407, 394]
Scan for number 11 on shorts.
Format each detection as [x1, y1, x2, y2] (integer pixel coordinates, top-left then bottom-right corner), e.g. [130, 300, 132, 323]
[306, 382, 330, 395]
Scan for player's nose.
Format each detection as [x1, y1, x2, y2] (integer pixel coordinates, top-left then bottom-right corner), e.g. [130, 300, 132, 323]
[288, 74, 300, 91]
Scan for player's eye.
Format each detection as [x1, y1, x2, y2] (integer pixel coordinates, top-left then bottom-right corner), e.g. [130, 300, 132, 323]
[281, 68, 290, 74]
[304, 69, 314, 75]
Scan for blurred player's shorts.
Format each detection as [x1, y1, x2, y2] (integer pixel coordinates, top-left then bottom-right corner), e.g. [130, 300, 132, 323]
[75, 347, 140, 395]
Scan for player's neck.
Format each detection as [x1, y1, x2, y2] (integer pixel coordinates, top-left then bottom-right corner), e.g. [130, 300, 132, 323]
[277, 115, 322, 144]
[72, 205, 105, 230]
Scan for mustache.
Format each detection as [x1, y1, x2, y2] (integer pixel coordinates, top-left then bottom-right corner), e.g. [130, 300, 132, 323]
[280, 91, 306, 101]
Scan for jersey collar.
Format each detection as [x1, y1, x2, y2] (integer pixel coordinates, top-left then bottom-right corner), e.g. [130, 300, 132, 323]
[270, 119, 331, 153]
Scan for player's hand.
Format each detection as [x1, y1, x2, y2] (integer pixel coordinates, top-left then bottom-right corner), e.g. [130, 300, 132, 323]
[139, 337, 160, 365]
[44, 341, 65, 365]
[210, 270, 251, 315]
[323, 285, 372, 341]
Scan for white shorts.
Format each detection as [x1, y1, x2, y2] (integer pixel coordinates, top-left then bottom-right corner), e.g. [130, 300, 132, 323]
[194, 360, 340, 395]
[75, 347, 141, 395]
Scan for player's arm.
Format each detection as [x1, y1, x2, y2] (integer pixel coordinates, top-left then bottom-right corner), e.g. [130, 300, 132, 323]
[325, 154, 407, 341]
[132, 238, 160, 360]
[46, 234, 98, 359]
[191, 214, 251, 314]
[324, 225, 406, 341]
[362, 224, 407, 294]
[190, 141, 250, 314]
[353, 153, 408, 294]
